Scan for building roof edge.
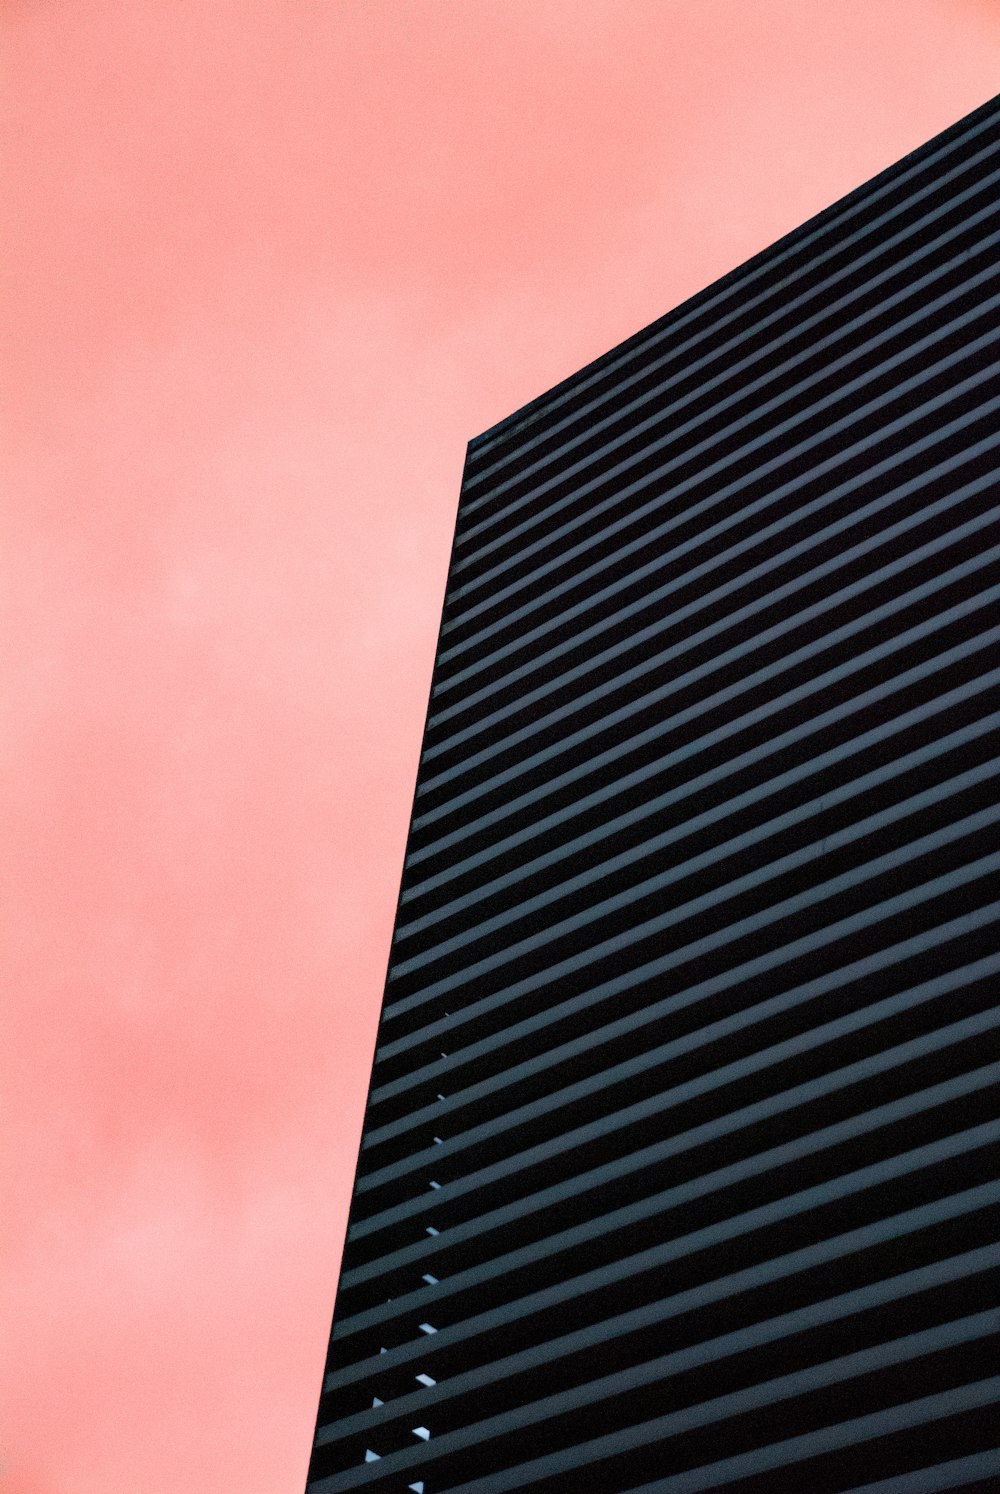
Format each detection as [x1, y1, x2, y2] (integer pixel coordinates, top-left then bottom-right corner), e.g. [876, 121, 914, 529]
[467, 89, 1000, 457]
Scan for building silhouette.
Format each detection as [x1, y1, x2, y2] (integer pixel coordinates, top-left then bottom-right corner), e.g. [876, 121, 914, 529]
[306, 93, 1000, 1493]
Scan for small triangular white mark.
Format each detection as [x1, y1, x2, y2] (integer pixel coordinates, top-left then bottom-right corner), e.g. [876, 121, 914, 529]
[371, 1396, 383, 1408]
[415, 1372, 436, 1387]
[364, 1448, 380, 1462]
[412, 1426, 430, 1440]
[418, 1322, 437, 1334]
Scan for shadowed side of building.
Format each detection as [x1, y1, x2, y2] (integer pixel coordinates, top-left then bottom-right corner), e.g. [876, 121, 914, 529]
[306, 91, 1000, 1494]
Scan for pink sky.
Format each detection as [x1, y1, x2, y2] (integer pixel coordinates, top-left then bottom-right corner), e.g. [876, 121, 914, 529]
[3, 4, 1000, 1491]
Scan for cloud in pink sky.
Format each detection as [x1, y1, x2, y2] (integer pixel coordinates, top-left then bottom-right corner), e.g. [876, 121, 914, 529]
[3, 3, 1000, 1490]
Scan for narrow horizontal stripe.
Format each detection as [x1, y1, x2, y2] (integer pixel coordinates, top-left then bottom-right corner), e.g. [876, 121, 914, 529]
[837, 1449, 1000, 1494]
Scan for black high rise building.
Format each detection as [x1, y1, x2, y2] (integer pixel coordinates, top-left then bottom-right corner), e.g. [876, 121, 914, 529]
[306, 94, 1000, 1493]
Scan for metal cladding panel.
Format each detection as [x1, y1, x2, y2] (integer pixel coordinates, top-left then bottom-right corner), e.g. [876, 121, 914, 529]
[306, 93, 1000, 1494]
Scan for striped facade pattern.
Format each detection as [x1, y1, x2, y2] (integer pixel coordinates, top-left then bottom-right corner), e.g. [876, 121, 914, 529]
[306, 94, 1000, 1493]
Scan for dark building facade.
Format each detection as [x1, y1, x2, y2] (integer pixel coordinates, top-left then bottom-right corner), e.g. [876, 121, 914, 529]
[306, 94, 1000, 1493]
